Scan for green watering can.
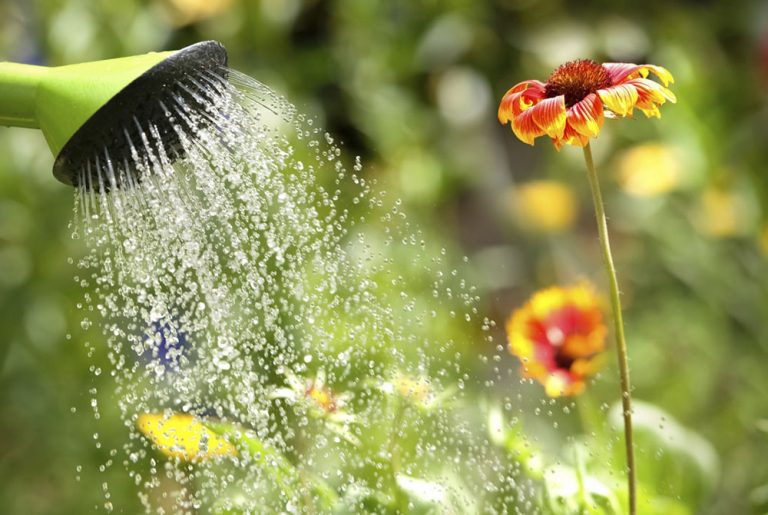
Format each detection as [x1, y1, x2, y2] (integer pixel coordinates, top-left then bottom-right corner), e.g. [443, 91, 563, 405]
[0, 41, 227, 189]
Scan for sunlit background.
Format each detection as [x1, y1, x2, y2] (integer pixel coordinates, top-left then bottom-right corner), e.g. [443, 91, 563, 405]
[1, 0, 768, 513]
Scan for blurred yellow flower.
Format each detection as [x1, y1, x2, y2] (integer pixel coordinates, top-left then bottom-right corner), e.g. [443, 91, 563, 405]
[137, 413, 237, 461]
[165, 0, 234, 25]
[506, 284, 606, 397]
[394, 375, 432, 403]
[697, 186, 754, 237]
[509, 180, 578, 233]
[377, 373, 454, 411]
[617, 143, 681, 197]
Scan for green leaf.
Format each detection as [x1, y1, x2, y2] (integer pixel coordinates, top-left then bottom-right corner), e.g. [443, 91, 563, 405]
[204, 420, 339, 510]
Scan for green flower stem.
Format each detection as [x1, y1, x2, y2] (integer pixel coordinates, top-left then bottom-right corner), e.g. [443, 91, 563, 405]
[388, 400, 409, 513]
[582, 142, 636, 515]
[575, 394, 601, 440]
[205, 421, 338, 509]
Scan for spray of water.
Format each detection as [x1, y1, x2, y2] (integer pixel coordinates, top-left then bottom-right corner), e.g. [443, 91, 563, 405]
[71, 68, 534, 513]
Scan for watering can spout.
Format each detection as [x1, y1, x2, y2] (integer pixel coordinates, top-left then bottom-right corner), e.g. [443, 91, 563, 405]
[0, 62, 46, 129]
[0, 41, 228, 189]
[0, 52, 174, 156]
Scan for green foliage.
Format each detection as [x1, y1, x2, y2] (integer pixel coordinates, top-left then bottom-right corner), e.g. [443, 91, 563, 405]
[2, 0, 768, 513]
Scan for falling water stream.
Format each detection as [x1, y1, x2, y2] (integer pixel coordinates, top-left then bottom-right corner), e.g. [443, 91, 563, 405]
[70, 68, 539, 513]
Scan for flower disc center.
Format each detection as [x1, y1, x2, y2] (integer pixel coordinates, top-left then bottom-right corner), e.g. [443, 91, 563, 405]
[544, 59, 612, 107]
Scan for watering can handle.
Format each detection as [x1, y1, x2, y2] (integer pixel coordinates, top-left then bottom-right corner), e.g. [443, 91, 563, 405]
[0, 62, 47, 129]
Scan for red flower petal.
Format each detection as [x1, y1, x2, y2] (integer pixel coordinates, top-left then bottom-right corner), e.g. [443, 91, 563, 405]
[603, 62, 675, 87]
[627, 77, 677, 104]
[498, 80, 546, 123]
[511, 108, 545, 145]
[623, 78, 676, 118]
[544, 370, 583, 397]
[566, 93, 604, 138]
[597, 83, 639, 117]
[551, 124, 589, 150]
[530, 95, 567, 139]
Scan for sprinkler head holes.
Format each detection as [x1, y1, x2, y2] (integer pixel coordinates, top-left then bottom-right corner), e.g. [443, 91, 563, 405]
[53, 41, 228, 191]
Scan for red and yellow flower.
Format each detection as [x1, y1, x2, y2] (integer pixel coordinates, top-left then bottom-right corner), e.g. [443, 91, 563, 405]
[270, 369, 359, 444]
[498, 59, 675, 149]
[506, 284, 607, 397]
[305, 381, 339, 414]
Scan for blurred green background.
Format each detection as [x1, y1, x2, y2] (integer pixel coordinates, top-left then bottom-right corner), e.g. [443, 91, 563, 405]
[1, 0, 768, 513]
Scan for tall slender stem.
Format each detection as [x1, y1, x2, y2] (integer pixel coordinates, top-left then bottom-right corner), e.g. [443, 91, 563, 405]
[388, 400, 408, 513]
[582, 142, 636, 514]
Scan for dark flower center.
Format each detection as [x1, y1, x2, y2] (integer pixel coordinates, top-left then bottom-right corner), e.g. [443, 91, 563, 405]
[554, 352, 576, 371]
[544, 59, 612, 107]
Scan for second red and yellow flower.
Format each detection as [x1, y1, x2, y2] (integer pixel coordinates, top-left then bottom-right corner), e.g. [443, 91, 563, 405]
[506, 284, 607, 397]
